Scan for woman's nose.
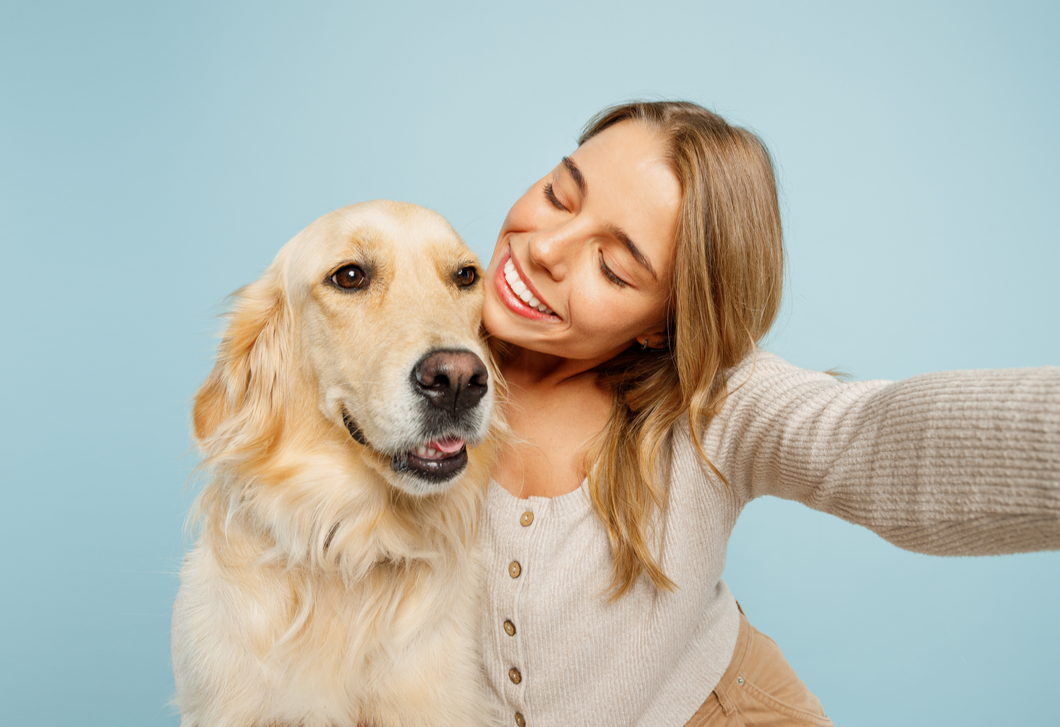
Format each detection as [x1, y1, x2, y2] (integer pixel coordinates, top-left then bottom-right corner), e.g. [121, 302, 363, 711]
[527, 224, 576, 280]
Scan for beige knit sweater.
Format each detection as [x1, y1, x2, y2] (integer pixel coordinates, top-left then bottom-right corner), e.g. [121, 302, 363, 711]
[480, 351, 1060, 726]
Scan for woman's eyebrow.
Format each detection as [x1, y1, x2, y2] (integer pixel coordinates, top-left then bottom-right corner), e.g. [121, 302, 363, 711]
[561, 157, 586, 197]
[607, 225, 658, 281]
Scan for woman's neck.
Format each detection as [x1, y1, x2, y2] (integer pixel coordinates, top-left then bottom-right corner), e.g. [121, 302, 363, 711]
[499, 343, 622, 390]
[491, 344, 616, 499]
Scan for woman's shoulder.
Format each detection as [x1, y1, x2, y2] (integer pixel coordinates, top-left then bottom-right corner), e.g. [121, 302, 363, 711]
[713, 348, 864, 423]
[674, 348, 889, 502]
[722, 348, 850, 389]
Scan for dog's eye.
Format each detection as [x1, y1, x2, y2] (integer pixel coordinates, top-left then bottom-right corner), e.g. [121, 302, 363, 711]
[331, 265, 368, 290]
[454, 266, 477, 287]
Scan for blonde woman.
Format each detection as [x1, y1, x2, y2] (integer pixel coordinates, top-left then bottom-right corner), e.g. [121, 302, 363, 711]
[479, 101, 1060, 726]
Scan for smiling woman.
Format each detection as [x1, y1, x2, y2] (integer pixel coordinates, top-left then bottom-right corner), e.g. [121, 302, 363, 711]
[476, 101, 1060, 727]
[483, 121, 679, 367]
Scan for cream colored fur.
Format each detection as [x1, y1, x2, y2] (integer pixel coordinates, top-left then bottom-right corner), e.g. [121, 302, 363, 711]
[172, 201, 501, 727]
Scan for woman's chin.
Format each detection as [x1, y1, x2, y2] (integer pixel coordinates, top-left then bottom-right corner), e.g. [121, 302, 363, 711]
[481, 291, 528, 343]
[482, 293, 547, 355]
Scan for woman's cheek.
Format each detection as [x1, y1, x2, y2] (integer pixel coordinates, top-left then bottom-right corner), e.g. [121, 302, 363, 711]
[481, 293, 511, 341]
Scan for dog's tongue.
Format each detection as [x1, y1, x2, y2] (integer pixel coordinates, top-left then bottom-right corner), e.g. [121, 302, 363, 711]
[430, 437, 466, 454]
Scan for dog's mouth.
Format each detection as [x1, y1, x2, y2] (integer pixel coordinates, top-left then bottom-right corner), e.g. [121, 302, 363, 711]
[344, 409, 470, 483]
[392, 436, 469, 482]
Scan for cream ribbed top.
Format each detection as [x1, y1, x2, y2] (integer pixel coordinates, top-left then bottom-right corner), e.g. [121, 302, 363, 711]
[480, 351, 1060, 726]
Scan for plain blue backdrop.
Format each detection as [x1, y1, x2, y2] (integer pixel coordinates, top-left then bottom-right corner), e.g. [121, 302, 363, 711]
[1, 2, 1057, 725]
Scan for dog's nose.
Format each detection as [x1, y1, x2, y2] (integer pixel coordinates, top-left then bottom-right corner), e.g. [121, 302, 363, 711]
[413, 350, 489, 415]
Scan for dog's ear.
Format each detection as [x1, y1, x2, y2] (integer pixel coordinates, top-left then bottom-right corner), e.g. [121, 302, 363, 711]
[193, 270, 289, 453]
[192, 363, 229, 442]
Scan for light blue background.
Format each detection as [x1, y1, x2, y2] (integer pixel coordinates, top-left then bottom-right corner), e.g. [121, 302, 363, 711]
[2, 2, 1057, 725]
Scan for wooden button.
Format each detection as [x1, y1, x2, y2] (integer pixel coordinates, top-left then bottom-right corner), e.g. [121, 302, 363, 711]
[508, 561, 521, 578]
[514, 713, 526, 727]
[503, 619, 516, 636]
[520, 511, 534, 527]
[509, 667, 522, 684]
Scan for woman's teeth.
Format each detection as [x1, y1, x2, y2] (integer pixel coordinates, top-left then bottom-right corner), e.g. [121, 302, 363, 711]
[504, 258, 555, 314]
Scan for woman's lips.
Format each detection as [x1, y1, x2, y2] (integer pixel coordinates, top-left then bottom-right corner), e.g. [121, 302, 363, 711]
[493, 249, 560, 321]
[505, 251, 554, 313]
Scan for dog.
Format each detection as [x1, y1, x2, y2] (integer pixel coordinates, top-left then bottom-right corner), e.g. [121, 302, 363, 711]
[172, 201, 502, 727]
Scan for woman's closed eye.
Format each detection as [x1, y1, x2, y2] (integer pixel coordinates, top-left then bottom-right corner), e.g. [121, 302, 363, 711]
[543, 182, 568, 211]
[542, 177, 630, 287]
[599, 252, 629, 287]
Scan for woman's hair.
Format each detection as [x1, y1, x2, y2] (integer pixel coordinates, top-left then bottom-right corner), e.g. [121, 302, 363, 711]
[581, 101, 784, 598]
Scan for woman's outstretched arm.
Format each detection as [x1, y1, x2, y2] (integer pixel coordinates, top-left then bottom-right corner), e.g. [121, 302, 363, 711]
[705, 351, 1060, 555]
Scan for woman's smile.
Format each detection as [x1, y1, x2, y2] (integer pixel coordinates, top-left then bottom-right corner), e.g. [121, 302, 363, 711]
[492, 245, 559, 320]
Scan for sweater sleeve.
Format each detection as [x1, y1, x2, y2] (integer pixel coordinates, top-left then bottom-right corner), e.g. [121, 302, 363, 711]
[705, 351, 1060, 556]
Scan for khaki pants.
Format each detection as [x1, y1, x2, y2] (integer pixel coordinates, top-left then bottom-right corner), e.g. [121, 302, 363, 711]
[684, 606, 834, 726]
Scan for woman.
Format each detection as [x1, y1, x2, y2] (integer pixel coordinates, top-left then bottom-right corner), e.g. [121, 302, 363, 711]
[477, 101, 1060, 726]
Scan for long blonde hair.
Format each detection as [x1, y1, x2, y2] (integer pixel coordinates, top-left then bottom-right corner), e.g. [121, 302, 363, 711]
[580, 101, 784, 598]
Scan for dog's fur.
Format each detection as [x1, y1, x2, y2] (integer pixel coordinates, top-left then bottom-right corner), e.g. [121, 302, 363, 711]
[172, 201, 501, 727]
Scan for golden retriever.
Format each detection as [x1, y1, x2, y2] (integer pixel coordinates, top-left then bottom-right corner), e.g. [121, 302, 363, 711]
[172, 201, 501, 727]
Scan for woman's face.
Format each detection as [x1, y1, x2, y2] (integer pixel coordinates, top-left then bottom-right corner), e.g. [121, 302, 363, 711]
[482, 121, 682, 365]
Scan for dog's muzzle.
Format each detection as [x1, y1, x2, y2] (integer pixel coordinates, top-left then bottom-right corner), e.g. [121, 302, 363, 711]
[343, 349, 489, 485]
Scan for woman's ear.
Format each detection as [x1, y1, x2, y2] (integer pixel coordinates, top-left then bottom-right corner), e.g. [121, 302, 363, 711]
[192, 270, 288, 449]
[637, 324, 670, 351]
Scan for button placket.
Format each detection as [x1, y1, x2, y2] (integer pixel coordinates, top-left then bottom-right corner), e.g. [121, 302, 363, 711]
[503, 503, 539, 710]
[505, 510, 532, 644]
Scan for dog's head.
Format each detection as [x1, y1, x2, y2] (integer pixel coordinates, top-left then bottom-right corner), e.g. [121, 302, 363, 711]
[193, 200, 494, 498]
